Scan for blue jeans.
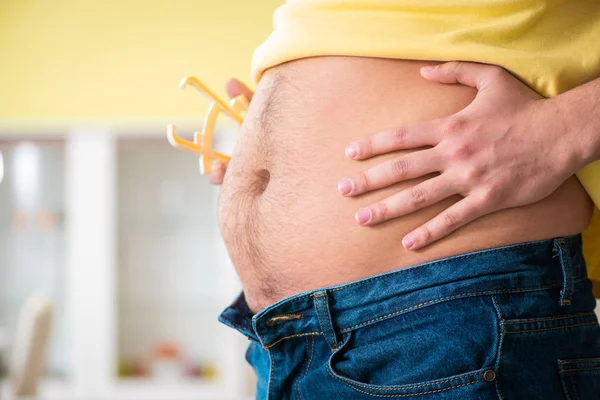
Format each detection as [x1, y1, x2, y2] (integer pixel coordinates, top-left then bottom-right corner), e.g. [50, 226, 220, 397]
[219, 234, 600, 399]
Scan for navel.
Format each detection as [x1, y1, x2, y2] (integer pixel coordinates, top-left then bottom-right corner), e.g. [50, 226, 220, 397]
[252, 168, 271, 195]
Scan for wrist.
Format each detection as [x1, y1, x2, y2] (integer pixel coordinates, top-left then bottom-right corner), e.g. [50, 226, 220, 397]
[520, 98, 576, 177]
[550, 78, 600, 168]
[542, 96, 594, 173]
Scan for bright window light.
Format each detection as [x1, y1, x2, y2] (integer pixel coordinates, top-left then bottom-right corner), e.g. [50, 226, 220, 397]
[11, 142, 41, 210]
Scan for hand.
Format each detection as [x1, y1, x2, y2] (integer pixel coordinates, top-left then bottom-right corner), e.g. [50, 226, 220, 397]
[207, 78, 254, 185]
[339, 62, 578, 250]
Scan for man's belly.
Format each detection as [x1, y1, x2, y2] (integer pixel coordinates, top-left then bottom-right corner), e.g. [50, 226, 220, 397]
[218, 56, 594, 313]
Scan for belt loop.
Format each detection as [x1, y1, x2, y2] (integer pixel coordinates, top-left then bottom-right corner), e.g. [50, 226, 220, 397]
[553, 238, 573, 306]
[313, 290, 340, 350]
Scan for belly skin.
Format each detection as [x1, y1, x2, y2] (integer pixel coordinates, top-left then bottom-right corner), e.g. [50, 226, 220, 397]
[217, 57, 594, 313]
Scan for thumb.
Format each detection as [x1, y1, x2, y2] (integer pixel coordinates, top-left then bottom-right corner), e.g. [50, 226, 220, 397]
[226, 78, 254, 101]
[420, 61, 500, 90]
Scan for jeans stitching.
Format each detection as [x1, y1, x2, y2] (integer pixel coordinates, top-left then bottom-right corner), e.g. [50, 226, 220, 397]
[328, 372, 483, 398]
[505, 321, 598, 334]
[327, 333, 483, 392]
[558, 365, 574, 400]
[297, 336, 315, 399]
[555, 240, 574, 306]
[558, 358, 600, 364]
[294, 337, 308, 400]
[491, 295, 505, 400]
[253, 260, 584, 321]
[347, 380, 482, 398]
[350, 380, 482, 397]
[502, 312, 596, 325]
[491, 295, 505, 320]
[268, 349, 275, 400]
[331, 331, 349, 352]
[306, 336, 315, 374]
[257, 279, 587, 348]
[496, 331, 506, 400]
[327, 366, 482, 391]
[314, 297, 330, 347]
[328, 240, 554, 294]
[322, 295, 337, 348]
[339, 284, 569, 332]
[263, 332, 322, 350]
[561, 367, 600, 373]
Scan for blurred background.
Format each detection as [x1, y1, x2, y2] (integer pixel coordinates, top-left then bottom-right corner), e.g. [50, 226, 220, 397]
[0, 1, 281, 399]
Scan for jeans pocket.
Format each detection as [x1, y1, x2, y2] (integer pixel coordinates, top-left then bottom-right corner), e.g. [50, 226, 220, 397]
[326, 295, 500, 397]
[558, 358, 600, 400]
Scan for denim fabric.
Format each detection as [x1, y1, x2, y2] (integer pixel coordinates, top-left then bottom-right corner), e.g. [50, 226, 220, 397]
[219, 234, 600, 399]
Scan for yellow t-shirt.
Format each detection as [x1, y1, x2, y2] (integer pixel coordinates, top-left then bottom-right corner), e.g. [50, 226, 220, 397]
[251, 0, 600, 294]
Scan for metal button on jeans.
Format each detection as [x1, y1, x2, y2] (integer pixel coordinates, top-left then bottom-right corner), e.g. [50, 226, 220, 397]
[483, 369, 496, 382]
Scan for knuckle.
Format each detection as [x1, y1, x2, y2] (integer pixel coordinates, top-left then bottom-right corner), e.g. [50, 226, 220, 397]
[442, 212, 459, 229]
[391, 126, 409, 145]
[448, 61, 463, 72]
[461, 166, 482, 182]
[449, 143, 474, 161]
[374, 202, 388, 220]
[410, 185, 428, 207]
[390, 157, 409, 178]
[445, 117, 466, 135]
[358, 170, 371, 190]
[420, 225, 433, 242]
[480, 186, 500, 204]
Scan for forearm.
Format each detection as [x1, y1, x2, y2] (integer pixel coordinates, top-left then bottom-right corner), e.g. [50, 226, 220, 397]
[550, 76, 600, 168]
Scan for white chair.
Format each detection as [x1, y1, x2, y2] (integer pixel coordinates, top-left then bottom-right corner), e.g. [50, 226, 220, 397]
[9, 295, 53, 399]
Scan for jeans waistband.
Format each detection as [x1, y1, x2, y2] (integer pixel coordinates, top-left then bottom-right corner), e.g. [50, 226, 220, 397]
[218, 234, 587, 349]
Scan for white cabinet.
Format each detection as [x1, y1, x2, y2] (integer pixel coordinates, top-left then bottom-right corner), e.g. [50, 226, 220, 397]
[0, 129, 252, 400]
[0, 139, 68, 379]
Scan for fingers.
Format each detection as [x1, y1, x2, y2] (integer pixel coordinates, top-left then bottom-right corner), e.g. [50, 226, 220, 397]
[401, 195, 488, 250]
[346, 120, 441, 160]
[420, 61, 506, 90]
[338, 148, 441, 196]
[207, 161, 228, 185]
[353, 175, 457, 226]
[226, 78, 254, 101]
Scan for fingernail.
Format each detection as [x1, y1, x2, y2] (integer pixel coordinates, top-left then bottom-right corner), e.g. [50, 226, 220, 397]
[356, 208, 371, 224]
[421, 65, 438, 72]
[337, 179, 354, 196]
[403, 235, 415, 250]
[345, 143, 358, 159]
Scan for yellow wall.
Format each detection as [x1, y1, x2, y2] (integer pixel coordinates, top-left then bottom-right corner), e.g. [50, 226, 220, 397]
[0, 0, 281, 122]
